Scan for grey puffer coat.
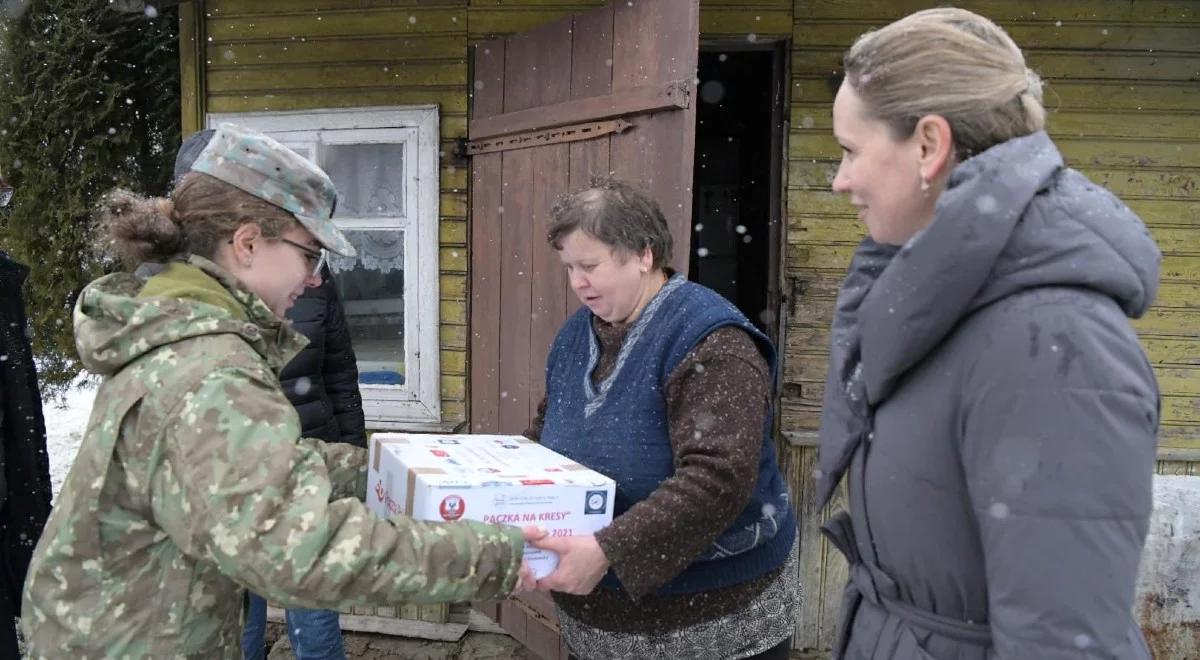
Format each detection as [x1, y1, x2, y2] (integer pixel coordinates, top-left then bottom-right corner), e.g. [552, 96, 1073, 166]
[817, 131, 1161, 660]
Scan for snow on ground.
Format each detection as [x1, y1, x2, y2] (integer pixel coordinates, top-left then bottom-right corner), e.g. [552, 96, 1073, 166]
[42, 378, 96, 500]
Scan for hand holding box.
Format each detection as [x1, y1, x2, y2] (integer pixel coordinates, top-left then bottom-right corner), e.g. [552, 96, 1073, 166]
[367, 433, 616, 579]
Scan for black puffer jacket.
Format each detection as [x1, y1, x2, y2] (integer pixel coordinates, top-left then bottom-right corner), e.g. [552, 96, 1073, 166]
[0, 251, 52, 614]
[281, 267, 367, 447]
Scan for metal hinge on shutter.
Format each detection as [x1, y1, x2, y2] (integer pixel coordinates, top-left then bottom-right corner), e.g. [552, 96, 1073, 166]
[462, 118, 633, 156]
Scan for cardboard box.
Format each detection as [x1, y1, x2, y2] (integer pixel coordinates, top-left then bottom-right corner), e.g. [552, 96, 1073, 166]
[367, 433, 615, 579]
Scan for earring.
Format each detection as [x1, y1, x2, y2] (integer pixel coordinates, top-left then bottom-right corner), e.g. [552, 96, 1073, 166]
[920, 177, 930, 192]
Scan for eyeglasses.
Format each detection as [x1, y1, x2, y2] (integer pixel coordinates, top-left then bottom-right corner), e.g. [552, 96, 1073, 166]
[278, 238, 328, 278]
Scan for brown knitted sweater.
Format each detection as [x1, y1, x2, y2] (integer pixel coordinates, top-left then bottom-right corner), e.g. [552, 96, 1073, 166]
[525, 318, 778, 633]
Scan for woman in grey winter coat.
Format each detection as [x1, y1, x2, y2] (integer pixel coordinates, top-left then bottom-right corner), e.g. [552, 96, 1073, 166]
[818, 8, 1161, 660]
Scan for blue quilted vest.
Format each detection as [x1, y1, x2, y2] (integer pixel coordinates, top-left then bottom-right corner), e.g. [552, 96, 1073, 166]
[541, 275, 796, 596]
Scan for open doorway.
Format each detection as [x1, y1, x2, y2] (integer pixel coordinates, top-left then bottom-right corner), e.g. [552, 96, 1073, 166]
[689, 44, 785, 341]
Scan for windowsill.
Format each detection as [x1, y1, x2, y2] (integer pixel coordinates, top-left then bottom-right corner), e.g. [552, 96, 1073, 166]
[366, 419, 462, 433]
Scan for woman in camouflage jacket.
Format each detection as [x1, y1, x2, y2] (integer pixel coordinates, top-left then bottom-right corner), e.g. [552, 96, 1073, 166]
[21, 124, 532, 658]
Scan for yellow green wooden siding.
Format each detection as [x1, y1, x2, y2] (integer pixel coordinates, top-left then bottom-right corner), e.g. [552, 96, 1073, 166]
[785, 0, 1200, 456]
[180, 0, 1199, 653]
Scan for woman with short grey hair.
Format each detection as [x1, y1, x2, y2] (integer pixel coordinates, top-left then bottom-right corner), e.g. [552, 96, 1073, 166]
[524, 178, 801, 660]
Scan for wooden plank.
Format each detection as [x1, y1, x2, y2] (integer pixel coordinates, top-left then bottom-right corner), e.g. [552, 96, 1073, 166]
[469, 38, 505, 434]
[266, 606, 467, 641]
[790, 132, 1200, 170]
[779, 408, 1200, 452]
[783, 336, 1200, 374]
[214, 0, 463, 13]
[498, 600, 529, 646]
[790, 21, 1200, 53]
[441, 324, 468, 350]
[1163, 395, 1199, 427]
[469, 8, 589, 39]
[818, 471, 850, 651]
[207, 8, 467, 41]
[608, 0, 700, 274]
[776, 443, 826, 649]
[496, 148, 536, 432]
[469, 0, 602, 6]
[442, 349, 467, 375]
[788, 214, 1200, 259]
[790, 49, 1200, 83]
[179, 1, 206, 135]
[440, 221, 467, 246]
[1159, 425, 1200, 449]
[469, 82, 690, 140]
[206, 35, 466, 66]
[1157, 459, 1198, 476]
[441, 374, 466, 399]
[786, 190, 1200, 227]
[501, 15, 573, 114]
[527, 135, 571, 421]
[440, 299, 467, 324]
[207, 60, 466, 92]
[508, 592, 566, 659]
[570, 4, 615, 102]
[1148, 367, 1200, 397]
[781, 283, 1200, 337]
[793, 0, 1200, 22]
[1080, 168, 1200, 201]
[786, 142, 1200, 189]
[699, 7, 791, 36]
[564, 3, 615, 319]
[1146, 338, 1200, 366]
[786, 78, 1200, 113]
[788, 160, 1200, 200]
[207, 88, 468, 114]
[789, 106, 1200, 142]
[439, 247, 467, 273]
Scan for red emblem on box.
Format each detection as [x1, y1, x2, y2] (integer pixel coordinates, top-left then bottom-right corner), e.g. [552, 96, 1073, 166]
[439, 494, 465, 521]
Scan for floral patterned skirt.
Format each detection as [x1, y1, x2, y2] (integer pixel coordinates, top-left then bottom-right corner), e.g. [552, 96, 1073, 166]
[557, 539, 802, 660]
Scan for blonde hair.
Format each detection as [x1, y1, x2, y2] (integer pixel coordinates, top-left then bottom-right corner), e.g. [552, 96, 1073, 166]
[99, 172, 299, 269]
[843, 7, 1046, 160]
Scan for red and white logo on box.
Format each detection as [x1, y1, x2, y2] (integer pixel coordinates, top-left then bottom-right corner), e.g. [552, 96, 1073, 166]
[439, 494, 465, 521]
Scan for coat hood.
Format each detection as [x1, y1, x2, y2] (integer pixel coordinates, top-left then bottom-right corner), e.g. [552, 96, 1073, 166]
[74, 256, 307, 377]
[859, 131, 1161, 404]
[816, 131, 1161, 508]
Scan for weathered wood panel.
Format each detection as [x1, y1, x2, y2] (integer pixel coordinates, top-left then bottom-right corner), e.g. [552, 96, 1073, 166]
[791, 48, 1200, 82]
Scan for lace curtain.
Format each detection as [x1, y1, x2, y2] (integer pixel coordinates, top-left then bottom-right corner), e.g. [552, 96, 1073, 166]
[329, 229, 404, 274]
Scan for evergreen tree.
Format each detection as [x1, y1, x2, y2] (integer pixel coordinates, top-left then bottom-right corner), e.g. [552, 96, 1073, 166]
[0, 0, 180, 395]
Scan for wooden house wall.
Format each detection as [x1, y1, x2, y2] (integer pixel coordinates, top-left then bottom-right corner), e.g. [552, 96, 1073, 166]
[180, 0, 1199, 653]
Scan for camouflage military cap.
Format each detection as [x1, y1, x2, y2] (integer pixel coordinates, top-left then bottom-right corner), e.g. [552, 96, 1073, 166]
[188, 123, 356, 257]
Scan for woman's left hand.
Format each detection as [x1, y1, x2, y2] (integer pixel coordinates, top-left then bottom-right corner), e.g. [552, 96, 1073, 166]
[531, 534, 611, 595]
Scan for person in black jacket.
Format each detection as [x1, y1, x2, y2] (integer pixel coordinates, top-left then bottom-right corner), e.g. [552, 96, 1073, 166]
[0, 249, 53, 659]
[277, 268, 367, 449]
[241, 263, 367, 660]
[173, 130, 367, 660]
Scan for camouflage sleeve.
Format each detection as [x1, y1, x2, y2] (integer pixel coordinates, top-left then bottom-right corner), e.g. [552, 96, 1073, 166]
[150, 365, 523, 610]
[299, 438, 368, 501]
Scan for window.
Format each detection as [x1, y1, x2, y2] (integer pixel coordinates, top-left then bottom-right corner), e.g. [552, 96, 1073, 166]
[206, 107, 442, 428]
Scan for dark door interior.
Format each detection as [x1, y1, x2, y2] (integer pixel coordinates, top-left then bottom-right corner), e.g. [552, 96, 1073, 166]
[690, 45, 784, 340]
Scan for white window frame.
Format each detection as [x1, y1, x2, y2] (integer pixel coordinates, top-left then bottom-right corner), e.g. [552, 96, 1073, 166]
[206, 106, 442, 429]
